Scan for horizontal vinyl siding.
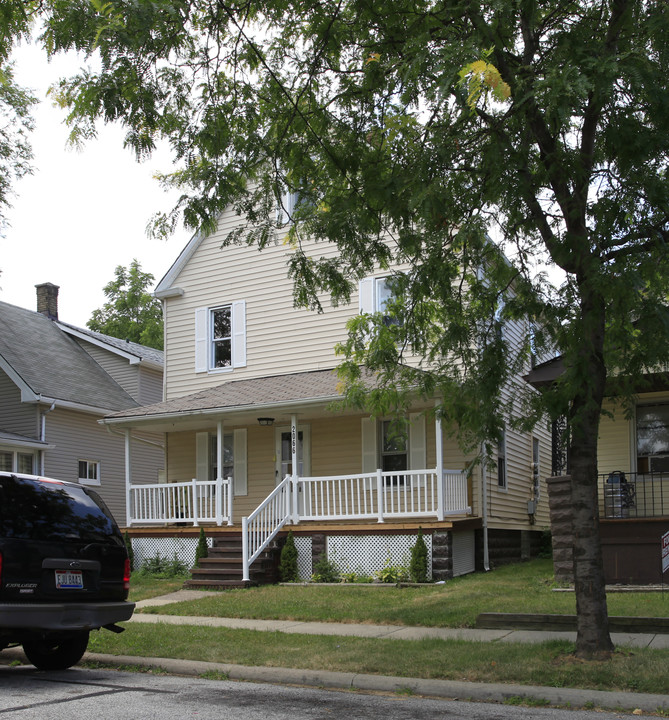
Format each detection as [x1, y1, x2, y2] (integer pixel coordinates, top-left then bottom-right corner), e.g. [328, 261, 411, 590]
[78, 340, 139, 398]
[0, 371, 38, 438]
[42, 408, 164, 525]
[598, 399, 632, 475]
[164, 232, 350, 399]
[486, 314, 552, 532]
[136, 366, 163, 405]
[162, 213, 421, 399]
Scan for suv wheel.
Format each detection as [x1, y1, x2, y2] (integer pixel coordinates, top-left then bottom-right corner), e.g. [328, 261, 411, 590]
[22, 630, 90, 671]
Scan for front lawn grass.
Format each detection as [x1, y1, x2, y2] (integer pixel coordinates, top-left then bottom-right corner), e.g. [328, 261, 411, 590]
[87, 623, 669, 695]
[133, 559, 669, 627]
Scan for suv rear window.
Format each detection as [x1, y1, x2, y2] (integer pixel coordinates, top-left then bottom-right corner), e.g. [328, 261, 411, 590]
[0, 475, 122, 545]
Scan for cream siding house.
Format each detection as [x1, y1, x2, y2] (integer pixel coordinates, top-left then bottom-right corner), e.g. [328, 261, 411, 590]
[105, 211, 551, 584]
[0, 284, 165, 524]
[528, 356, 669, 584]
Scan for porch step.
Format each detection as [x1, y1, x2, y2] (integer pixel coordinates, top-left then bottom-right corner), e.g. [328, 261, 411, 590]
[184, 534, 282, 589]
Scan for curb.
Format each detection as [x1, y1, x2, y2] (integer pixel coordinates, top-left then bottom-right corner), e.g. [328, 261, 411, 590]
[3, 647, 668, 713]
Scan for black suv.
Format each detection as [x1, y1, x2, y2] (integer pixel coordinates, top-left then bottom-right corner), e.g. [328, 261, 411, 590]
[0, 472, 135, 670]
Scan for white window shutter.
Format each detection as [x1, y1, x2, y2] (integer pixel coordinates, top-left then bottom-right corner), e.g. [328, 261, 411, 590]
[361, 417, 378, 473]
[233, 428, 248, 495]
[409, 413, 426, 470]
[232, 300, 247, 367]
[359, 277, 375, 314]
[195, 307, 209, 373]
[195, 432, 209, 481]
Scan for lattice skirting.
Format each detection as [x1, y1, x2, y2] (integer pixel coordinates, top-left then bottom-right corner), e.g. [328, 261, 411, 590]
[328, 534, 432, 578]
[131, 536, 213, 570]
[290, 534, 432, 581]
[293, 536, 313, 580]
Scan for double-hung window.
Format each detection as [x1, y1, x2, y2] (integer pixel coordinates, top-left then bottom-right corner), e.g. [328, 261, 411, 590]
[359, 275, 403, 326]
[636, 404, 669, 473]
[195, 301, 246, 373]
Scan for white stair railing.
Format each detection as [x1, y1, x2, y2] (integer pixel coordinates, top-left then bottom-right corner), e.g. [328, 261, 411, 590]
[242, 475, 292, 582]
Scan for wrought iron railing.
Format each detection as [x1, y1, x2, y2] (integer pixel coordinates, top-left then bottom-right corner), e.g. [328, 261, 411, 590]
[600, 471, 669, 519]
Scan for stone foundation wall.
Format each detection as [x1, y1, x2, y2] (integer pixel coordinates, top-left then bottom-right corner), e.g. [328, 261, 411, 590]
[546, 475, 574, 583]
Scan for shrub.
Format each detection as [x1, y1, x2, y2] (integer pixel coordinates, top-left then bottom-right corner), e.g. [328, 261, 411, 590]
[279, 531, 299, 582]
[409, 528, 429, 583]
[311, 555, 340, 583]
[140, 553, 189, 578]
[374, 556, 409, 583]
[194, 527, 209, 567]
[124, 531, 134, 571]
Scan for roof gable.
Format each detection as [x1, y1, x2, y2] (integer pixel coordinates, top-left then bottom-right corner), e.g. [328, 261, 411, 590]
[0, 299, 139, 412]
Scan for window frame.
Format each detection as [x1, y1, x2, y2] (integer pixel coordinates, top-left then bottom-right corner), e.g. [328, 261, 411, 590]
[497, 428, 507, 489]
[78, 459, 101, 486]
[195, 301, 246, 374]
[636, 403, 669, 474]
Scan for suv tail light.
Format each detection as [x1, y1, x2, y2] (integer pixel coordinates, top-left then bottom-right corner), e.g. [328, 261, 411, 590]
[123, 557, 131, 591]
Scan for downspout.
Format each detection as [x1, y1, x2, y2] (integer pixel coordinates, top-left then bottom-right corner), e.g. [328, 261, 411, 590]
[481, 442, 490, 571]
[39, 401, 57, 474]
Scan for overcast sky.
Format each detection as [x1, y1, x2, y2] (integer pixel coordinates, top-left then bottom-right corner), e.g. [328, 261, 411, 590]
[1, 41, 192, 327]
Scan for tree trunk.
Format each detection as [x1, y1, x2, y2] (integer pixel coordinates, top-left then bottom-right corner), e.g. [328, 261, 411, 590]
[568, 278, 614, 658]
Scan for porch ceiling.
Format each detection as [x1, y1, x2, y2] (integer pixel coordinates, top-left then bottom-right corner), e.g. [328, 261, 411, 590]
[101, 368, 380, 431]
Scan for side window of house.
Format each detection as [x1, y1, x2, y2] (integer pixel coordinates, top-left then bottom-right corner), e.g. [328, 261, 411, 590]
[497, 428, 507, 489]
[195, 301, 246, 373]
[0, 451, 35, 473]
[532, 436, 540, 499]
[359, 276, 402, 326]
[636, 404, 669, 473]
[78, 459, 101, 486]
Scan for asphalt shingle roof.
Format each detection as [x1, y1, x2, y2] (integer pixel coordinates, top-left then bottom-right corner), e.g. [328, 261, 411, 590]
[0, 299, 146, 412]
[106, 368, 376, 420]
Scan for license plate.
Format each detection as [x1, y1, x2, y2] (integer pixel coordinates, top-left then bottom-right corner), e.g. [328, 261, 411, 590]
[55, 570, 83, 589]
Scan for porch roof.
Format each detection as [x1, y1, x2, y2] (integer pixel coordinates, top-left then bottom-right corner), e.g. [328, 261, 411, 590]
[102, 368, 378, 431]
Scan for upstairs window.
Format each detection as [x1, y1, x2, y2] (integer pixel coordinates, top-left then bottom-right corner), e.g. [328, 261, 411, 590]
[195, 301, 247, 373]
[359, 276, 403, 326]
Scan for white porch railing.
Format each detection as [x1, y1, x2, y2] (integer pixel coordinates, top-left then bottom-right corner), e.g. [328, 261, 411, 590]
[128, 477, 233, 526]
[241, 468, 470, 581]
[297, 469, 470, 522]
[242, 475, 292, 582]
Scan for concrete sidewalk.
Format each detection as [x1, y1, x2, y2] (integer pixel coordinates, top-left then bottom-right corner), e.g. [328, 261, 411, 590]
[132, 590, 669, 650]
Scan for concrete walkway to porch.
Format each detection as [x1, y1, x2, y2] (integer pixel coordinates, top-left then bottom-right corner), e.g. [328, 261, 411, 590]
[132, 590, 669, 650]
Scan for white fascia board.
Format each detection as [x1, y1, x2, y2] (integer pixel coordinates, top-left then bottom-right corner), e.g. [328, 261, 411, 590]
[154, 230, 204, 296]
[35, 396, 123, 417]
[0, 437, 55, 450]
[0, 353, 39, 402]
[57, 324, 143, 365]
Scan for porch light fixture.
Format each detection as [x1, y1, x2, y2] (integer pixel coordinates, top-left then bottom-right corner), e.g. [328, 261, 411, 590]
[257, 417, 274, 426]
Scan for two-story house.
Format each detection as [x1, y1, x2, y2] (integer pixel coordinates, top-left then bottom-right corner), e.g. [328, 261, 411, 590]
[103, 203, 551, 585]
[0, 283, 164, 525]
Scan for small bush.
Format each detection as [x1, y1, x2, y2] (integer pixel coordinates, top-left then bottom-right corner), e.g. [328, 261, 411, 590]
[124, 531, 134, 572]
[409, 528, 429, 583]
[140, 553, 189, 578]
[194, 527, 209, 567]
[311, 556, 340, 583]
[279, 531, 299, 582]
[374, 556, 409, 583]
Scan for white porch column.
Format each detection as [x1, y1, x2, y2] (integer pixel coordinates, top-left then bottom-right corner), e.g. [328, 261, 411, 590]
[216, 420, 225, 526]
[124, 429, 132, 527]
[435, 407, 444, 521]
[291, 414, 299, 523]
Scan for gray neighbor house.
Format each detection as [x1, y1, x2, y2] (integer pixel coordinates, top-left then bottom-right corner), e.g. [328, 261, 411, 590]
[0, 283, 165, 524]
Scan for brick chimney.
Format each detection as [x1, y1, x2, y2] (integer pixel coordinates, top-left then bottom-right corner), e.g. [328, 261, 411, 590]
[35, 283, 60, 320]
